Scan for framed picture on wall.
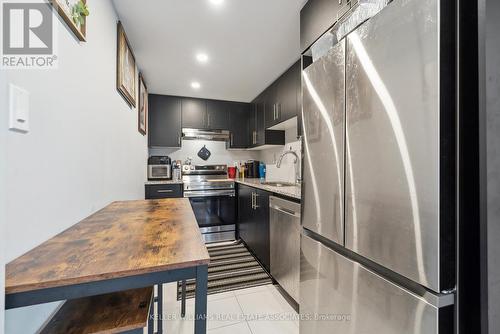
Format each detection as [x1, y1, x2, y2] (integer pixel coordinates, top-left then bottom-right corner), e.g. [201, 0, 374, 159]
[138, 74, 148, 135]
[116, 21, 136, 107]
[50, 0, 88, 42]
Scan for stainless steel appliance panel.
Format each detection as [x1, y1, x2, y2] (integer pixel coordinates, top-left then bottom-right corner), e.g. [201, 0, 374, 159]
[302, 40, 345, 245]
[270, 196, 301, 302]
[345, 0, 442, 291]
[300, 234, 448, 334]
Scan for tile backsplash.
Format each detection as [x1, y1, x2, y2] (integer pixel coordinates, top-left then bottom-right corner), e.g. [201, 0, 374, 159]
[149, 124, 302, 183]
[149, 140, 259, 166]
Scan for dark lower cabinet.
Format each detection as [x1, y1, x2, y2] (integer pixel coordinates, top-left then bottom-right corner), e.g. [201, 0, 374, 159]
[145, 184, 183, 199]
[148, 95, 182, 148]
[238, 185, 270, 271]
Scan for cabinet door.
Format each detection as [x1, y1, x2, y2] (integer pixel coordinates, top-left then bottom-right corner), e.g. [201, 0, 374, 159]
[182, 98, 207, 129]
[228, 102, 250, 148]
[207, 100, 229, 130]
[256, 93, 267, 146]
[300, 0, 345, 53]
[264, 83, 278, 128]
[253, 189, 270, 271]
[238, 185, 254, 244]
[278, 60, 300, 122]
[148, 94, 182, 147]
[248, 103, 257, 146]
[145, 184, 183, 199]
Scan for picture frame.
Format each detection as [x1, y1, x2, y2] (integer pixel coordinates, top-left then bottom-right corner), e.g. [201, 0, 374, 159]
[49, 0, 87, 42]
[116, 21, 137, 107]
[138, 74, 148, 135]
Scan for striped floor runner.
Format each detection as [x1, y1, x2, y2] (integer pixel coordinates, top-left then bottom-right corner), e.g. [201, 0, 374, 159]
[177, 241, 272, 300]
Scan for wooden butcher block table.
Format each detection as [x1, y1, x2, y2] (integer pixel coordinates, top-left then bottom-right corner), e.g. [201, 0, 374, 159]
[5, 199, 210, 334]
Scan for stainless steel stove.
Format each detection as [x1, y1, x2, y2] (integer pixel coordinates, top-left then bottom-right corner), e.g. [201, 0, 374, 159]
[182, 164, 236, 243]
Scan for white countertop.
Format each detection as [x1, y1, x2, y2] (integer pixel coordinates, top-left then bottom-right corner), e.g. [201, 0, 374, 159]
[234, 178, 301, 200]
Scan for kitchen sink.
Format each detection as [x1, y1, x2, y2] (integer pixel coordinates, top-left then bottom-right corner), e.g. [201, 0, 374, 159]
[261, 181, 298, 187]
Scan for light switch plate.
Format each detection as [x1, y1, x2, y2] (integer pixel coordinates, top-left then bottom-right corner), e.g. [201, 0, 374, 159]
[9, 83, 30, 133]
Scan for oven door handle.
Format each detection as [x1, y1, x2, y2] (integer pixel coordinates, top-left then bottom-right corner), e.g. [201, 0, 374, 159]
[184, 190, 235, 198]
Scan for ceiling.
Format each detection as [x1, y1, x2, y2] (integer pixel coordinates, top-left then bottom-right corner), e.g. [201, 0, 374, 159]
[112, 0, 306, 102]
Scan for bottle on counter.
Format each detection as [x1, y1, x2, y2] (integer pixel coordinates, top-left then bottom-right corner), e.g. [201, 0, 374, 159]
[259, 162, 266, 180]
[239, 162, 245, 179]
[172, 160, 182, 181]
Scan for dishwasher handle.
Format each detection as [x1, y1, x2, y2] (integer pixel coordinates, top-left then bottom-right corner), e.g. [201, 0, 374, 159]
[270, 204, 300, 218]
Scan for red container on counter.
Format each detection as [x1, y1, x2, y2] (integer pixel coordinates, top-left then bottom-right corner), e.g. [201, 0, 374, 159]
[228, 166, 237, 179]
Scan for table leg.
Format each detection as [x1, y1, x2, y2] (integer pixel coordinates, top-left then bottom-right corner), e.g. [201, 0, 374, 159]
[157, 284, 163, 334]
[194, 265, 208, 334]
[148, 293, 155, 334]
[181, 280, 186, 318]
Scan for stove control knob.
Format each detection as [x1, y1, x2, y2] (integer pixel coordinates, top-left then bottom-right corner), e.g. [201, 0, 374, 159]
[216, 166, 220, 170]
[190, 166, 195, 170]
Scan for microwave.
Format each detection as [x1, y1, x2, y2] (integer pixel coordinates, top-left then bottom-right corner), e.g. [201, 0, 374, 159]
[148, 156, 172, 180]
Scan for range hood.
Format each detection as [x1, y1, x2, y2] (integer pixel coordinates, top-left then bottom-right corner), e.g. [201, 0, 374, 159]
[182, 128, 230, 141]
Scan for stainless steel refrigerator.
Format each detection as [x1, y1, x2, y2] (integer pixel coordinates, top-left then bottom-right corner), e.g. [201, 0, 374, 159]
[300, 0, 456, 332]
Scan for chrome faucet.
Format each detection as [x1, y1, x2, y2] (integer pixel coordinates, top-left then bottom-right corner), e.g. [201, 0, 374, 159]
[276, 150, 301, 184]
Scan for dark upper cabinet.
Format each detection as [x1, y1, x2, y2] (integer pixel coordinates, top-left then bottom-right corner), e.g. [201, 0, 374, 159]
[264, 60, 301, 129]
[148, 94, 182, 147]
[249, 92, 286, 148]
[182, 98, 207, 129]
[280, 60, 301, 122]
[248, 103, 257, 146]
[264, 83, 278, 128]
[237, 185, 270, 271]
[206, 100, 229, 130]
[227, 102, 250, 149]
[256, 92, 267, 146]
[300, 0, 350, 53]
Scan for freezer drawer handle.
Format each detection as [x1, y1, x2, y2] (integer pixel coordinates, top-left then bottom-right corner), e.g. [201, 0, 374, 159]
[157, 189, 174, 193]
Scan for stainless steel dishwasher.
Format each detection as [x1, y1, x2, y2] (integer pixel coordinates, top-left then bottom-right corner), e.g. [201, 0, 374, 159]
[269, 196, 301, 302]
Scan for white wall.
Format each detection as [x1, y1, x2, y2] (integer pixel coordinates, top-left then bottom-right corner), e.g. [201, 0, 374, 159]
[1, 59, 8, 334]
[3, 0, 148, 332]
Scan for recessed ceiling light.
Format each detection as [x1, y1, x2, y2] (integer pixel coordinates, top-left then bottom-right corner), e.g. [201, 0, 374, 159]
[209, 0, 224, 5]
[196, 53, 209, 63]
[191, 82, 201, 89]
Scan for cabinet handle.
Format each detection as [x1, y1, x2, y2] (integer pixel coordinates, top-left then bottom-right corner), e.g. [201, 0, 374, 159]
[178, 135, 181, 145]
[207, 114, 211, 127]
[230, 133, 234, 146]
[251, 193, 255, 209]
[273, 104, 276, 120]
[254, 193, 259, 209]
[157, 189, 173, 193]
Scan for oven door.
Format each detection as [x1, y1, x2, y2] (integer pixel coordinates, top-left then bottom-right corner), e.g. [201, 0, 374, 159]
[184, 190, 237, 229]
